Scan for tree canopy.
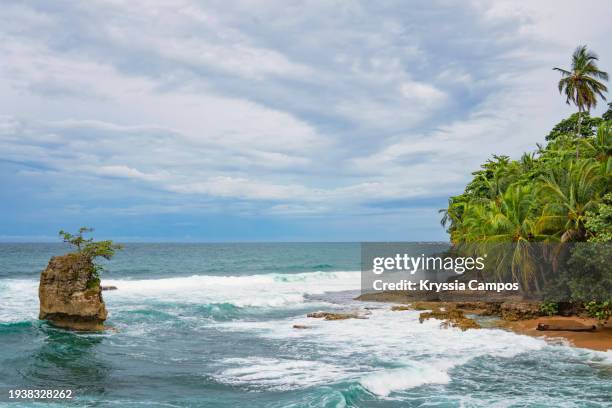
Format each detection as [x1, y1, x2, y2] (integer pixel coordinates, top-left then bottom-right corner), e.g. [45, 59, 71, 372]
[441, 99, 611, 303]
[59, 227, 122, 287]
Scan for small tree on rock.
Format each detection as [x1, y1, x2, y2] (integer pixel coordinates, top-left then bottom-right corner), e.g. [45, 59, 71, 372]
[59, 227, 122, 287]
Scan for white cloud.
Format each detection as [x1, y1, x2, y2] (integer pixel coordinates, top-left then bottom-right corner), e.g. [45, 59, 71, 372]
[94, 165, 164, 182]
[0, 0, 611, 237]
[167, 177, 318, 201]
[400, 81, 447, 106]
[87, 0, 314, 80]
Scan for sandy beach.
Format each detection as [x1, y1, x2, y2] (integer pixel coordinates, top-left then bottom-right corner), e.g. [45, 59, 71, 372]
[500, 317, 612, 352]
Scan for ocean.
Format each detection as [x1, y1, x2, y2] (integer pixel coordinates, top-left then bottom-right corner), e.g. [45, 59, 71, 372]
[0, 243, 610, 407]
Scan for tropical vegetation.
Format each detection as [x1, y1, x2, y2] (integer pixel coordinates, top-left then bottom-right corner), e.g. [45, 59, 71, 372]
[440, 46, 611, 316]
[59, 227, 122, 288]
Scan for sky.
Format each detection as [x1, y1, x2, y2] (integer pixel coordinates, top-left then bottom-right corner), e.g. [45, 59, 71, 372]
[1, 0, 611, 242]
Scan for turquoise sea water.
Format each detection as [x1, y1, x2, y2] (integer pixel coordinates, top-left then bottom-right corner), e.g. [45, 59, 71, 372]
[0, 243, 610, 407]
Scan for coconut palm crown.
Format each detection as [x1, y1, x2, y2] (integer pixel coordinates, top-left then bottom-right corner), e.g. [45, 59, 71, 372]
[554, 45, 608, 117]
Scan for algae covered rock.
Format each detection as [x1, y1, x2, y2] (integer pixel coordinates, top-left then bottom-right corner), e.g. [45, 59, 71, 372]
[418, 304, 480, 331]
[500, 301, 541, 321]
[39, 252, 107, 331]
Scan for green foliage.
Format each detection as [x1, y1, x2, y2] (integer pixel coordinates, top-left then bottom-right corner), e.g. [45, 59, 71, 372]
[441, 116, 609, 295]
[585, 192, 612, 242]
[537, 159, 605, 242]
[603, 103, 612, 121]
[442, 113, 610, 241]
[546, 113, 601, 141]
[59, 227, 122, 260]
[59, 227, 122, 286]
[86, 276, 101, 289]
[565, 243, 612, 303]
[585, 300, 611, 323]
[59, 227, 93, 251]
[440, 46, 610, 303]
[553, 45, 608, 115]
[539, 301, 559, 316]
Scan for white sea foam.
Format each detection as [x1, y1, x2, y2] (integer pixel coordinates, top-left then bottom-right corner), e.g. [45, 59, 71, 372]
[0, 279, 39, 323]
[2, 272, 610, 400]
[215, 357, 351, 391]
[213, 307, 554, 396]
[360, 362, 452, 397]
[0, 271, 361, 322]
[102, 271, 361, 308]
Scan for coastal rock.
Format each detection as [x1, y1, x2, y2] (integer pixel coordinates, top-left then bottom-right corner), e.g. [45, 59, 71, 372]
[418, 304, 480, 331]
[306, 311, 368, 320]
[39, 253, 107, 331]
[557, 302, 581, 317]
[455, 301, 501, 316]
[500, 301, 541, 321]
[356, 290, 439, 303]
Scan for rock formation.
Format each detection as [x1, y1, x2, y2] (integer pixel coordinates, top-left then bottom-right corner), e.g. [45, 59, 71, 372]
[307, 310, 369, 320]
[500, 301, 541, 321]
[39, 253, 107, 331]
[416, 303, 481, 331]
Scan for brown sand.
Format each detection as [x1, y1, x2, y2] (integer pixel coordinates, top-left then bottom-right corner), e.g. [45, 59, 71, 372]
[499, 317, 612, 352]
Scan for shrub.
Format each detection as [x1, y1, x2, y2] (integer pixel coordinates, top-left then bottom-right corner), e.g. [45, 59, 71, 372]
[585, 300, 611, 323]
[59, 227, 122, 287]
[585, 193, 612, 243]
[539, 301, 559, 316]
[546, 113, 602, 141]
[565, 243, 612, 303]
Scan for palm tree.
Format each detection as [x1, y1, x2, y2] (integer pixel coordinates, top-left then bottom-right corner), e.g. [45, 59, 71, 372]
[578, 121, 612, 162]
[537, 159, 604, 242]
[554, 45, 608, 145]
[457, 186, 552, 291]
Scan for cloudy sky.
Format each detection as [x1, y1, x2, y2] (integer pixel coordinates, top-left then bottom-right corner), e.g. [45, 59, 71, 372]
[1, 1, 611, 242]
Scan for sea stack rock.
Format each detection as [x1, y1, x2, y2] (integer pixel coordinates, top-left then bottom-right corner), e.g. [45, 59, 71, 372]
[39, 253, 107, 331]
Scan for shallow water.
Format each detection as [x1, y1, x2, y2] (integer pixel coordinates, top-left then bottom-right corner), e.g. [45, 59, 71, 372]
[0, 243, 610, 407]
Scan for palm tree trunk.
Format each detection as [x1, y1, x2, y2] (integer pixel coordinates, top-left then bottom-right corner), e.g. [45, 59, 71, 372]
[576, 107, 582, 159]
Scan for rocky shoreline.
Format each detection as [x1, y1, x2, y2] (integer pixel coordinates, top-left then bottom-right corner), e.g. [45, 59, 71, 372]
[355, 291, 612, 351]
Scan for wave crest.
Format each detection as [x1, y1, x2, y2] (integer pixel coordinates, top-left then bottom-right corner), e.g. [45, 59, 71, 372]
[102, 271, 361, 308]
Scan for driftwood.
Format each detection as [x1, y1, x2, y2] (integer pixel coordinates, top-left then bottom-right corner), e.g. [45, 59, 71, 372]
[536, 323, 596, 332]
